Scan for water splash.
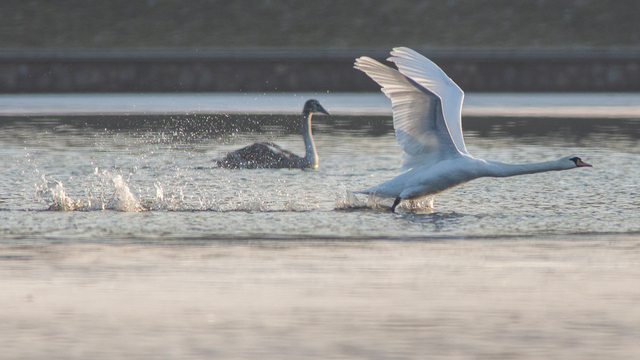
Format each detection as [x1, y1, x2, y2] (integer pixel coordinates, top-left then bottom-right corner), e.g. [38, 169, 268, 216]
[108, 175, 144, 212]
[37, 177, 84, 211]
[334, 190, 367, 210]
[400, 197, 435, 214]
[36, 172, 144, 212]
[283, 200, 307, 212]
[335, 190, 434, 213]
[154, 182, 164, 202]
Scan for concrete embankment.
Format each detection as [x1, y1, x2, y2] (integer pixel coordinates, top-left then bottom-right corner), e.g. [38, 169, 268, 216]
[2, 48, 640, 93]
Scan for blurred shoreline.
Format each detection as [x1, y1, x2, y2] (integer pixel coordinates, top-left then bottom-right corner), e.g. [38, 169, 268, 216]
[3, 1, 640, 48]
[4, 0, 640, 93]
[4, 0, 640, 92]
[2, 47, 640, 93]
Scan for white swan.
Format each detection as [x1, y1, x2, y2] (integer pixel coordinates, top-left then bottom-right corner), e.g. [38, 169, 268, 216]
[354, 47, 592, 212]
[215, 99, 329, 169]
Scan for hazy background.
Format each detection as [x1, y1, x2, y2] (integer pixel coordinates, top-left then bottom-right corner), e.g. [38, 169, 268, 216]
[3, 0, 640, 49]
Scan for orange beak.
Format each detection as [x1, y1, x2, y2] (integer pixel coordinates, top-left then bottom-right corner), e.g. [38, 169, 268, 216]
[576, 159, 592, 167]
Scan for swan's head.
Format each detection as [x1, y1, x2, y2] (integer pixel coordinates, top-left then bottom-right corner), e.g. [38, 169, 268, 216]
[303, 99, 330, 115]
[565, 156, 592, 168]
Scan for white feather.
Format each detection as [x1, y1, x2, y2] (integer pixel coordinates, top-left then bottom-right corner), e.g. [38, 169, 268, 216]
[354, 56, 458, 172]
[389, 47, 468, 155]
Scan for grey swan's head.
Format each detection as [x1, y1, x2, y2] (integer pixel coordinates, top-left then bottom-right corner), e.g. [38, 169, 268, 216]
[303, 99, 330, 116]
[214, 99, 329, 170]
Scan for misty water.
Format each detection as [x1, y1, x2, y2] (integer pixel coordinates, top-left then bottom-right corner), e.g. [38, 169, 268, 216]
[2, 93, 640, 359]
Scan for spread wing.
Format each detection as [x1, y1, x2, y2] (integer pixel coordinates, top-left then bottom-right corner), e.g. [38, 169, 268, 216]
[354, 55, 461, 171]
[387, 47, 468, 155]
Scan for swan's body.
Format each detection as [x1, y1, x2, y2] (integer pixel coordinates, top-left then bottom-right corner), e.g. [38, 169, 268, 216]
[215, 99, 328, 169]
[354, 48, 592, 212]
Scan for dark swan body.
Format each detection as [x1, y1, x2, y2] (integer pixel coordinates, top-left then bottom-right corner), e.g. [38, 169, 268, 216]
[217, 142, 309, 169]
[215, 99, 329, 169]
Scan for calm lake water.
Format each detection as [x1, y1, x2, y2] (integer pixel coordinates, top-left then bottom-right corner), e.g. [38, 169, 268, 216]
[1, 93, 640, 359]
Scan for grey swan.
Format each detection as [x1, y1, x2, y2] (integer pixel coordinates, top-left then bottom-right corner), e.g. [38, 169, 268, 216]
[353, 47, 592, 212]
[215, 99, 329, 169]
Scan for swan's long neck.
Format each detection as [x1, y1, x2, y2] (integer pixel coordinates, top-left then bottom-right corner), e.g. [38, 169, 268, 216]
[484, 159, 570, 178]
[301, 112, 318, 169]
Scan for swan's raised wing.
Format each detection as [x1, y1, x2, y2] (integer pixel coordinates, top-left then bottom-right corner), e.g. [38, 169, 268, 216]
[387, 47, 468, 155]
[354, 56, 460, 171]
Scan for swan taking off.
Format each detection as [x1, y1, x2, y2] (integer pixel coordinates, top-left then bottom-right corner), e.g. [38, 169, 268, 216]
[215, 99, 329, 169]
[354, 47, 592, 212]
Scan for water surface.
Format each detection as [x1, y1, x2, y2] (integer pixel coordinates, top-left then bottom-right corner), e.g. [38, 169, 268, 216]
[1, 93, 640, 359]
[0, 94, 638, 240]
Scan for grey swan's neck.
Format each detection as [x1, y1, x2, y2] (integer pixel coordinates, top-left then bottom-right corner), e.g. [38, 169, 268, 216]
[301, 111, 318, 169]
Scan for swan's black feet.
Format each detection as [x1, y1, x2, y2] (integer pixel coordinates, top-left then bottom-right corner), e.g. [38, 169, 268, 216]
[391, 197, 402, 213]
